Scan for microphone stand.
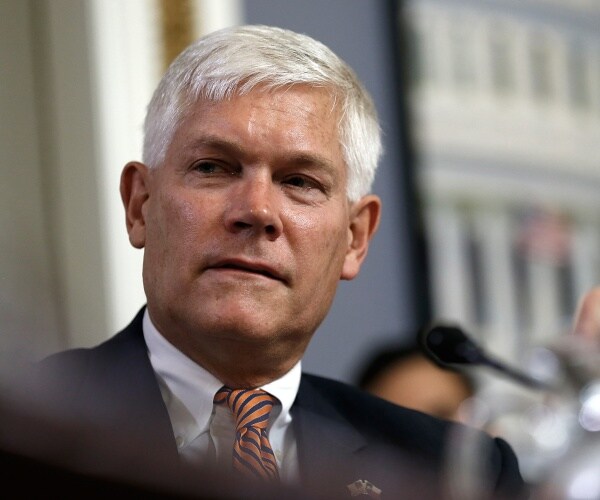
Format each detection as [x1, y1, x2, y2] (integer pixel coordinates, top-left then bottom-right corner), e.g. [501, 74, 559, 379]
[418, 323, 555, 391]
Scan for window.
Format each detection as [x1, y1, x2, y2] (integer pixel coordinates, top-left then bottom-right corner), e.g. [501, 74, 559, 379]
[567, 42, 591, 110]
[529, 35, 554, 101]
[450, 25, 477, 89]
[489, 28, 515, 95]
[407, 24, 427, 87]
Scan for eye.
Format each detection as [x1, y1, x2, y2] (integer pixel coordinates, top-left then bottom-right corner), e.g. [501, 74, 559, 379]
[190, 160, 237, 176]
[281, 174, 330, 203]
[192, 161, 223, 174]
[283, 175, 323, 191]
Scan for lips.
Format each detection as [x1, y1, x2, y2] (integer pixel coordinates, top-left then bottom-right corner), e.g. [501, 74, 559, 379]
[207, 258, 286, 283]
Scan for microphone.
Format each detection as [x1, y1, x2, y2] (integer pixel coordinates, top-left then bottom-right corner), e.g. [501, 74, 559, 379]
[419, 323, 553, 391]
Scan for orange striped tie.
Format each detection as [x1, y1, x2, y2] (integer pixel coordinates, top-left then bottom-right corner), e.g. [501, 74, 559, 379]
[214, 387, 280, 481]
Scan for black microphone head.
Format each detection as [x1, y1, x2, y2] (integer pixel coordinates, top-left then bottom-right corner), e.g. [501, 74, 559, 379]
[419, 323, 486, 367]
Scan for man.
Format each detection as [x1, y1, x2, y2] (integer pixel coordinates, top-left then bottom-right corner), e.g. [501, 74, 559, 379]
[17, 25, 526, 498]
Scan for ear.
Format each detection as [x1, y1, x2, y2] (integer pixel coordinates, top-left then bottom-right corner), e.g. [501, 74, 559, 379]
[120, 161, 150, 249]
[341, 194, 382, 280]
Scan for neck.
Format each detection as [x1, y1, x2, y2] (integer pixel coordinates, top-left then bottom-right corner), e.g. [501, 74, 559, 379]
[169, 330, 305, 389]
[146, 308, 309, 388]
[195, 345, 301, 389]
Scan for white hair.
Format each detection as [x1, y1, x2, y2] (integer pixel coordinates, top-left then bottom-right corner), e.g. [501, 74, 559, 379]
[143, 25, 383, 201]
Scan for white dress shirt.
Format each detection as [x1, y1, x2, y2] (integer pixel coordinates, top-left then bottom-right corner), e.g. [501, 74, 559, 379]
[142, 309, 301, 483]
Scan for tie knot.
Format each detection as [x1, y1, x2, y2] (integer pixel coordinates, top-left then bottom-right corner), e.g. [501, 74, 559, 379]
[214, 387, 277, 431]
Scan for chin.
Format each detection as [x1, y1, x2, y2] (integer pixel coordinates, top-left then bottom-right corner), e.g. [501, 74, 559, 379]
[197, 315, 279, 341]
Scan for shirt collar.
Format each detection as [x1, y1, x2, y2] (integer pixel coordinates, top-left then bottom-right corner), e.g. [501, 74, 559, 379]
[143, 310, 222, 437]
[142, 308, 301, 433]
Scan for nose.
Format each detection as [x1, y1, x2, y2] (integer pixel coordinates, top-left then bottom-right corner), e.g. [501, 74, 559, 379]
[224, 176, 283, 240]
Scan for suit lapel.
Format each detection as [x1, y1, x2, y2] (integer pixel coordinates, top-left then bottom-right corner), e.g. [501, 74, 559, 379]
[290, 375, 450, 499]
[94, 307, 180, 463]
[292, 376, 368, 497]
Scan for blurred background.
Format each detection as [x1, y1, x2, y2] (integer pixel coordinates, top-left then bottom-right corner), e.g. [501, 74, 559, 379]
[407, 0, 600, 365]
[3, 0, 600, 382]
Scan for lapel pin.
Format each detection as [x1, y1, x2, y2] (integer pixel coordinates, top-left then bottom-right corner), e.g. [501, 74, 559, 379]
[347, 479, 382, 498]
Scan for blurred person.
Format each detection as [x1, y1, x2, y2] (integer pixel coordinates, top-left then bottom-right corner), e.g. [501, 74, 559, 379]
[572, 286, 600, 341]
[356, 343, 475, 423]
[12, 25, 528, 499]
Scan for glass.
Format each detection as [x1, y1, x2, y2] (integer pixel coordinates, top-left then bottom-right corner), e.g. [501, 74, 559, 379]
[442, 334, 600, 499]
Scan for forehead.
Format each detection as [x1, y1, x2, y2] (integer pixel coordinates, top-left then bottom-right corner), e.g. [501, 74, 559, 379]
[169, 85, 346, 166]
[184, 84, 339, 130]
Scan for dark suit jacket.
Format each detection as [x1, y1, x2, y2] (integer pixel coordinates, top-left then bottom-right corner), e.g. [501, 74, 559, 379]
[10, 308, 527, 499]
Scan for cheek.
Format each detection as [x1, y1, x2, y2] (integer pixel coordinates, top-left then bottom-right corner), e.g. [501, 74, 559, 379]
[175, 198, 206, 244]
[147, 192, 207, 260]
[286, 207, 350, 274]
[286, 204, 349, 237]
[163, 191, 202, 231]
[285, 209, 320, 232]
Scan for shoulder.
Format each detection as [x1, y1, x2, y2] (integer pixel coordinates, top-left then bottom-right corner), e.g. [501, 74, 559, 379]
[298, 372, 452, 453]
[299, 371, 422, 419]
[23, 308, 148, 410]
[299, 372, 445, 423]
[298, 373, 528, 498]
[36, 307, 146, 377]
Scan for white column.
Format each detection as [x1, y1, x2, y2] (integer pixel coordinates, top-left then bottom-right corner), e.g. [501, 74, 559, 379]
[41, 0, 111, 346]
[570, 218, 600, 303]
[474, 208, 520, 360]
[192, 0, 243, 35]
[527, 259, 562, 347]
[87, 0, 163, 335]
[426, 203, 475, 327]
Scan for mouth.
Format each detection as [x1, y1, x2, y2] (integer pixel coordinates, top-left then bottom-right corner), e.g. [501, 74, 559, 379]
[208, 259, 285, 283]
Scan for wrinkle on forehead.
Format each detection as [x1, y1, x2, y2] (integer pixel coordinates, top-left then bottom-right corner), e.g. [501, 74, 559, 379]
[247, 91, 339, 160]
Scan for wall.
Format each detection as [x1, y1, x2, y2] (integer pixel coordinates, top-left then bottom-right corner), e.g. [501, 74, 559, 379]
[0, 0, 63, 378]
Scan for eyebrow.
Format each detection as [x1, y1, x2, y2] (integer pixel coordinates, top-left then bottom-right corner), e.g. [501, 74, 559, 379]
[185, 135, 245, 158]
[185, 135, 340, 176]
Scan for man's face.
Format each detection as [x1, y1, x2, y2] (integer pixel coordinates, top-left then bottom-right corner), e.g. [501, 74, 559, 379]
[121, 85, 379, 377]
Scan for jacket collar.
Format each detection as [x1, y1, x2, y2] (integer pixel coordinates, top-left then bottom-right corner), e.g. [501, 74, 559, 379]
[292, 375, 368, 497]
